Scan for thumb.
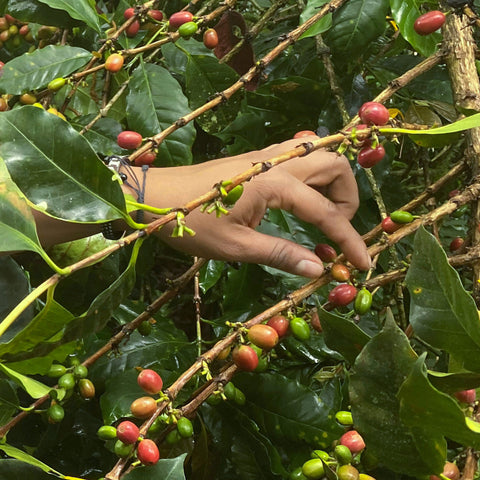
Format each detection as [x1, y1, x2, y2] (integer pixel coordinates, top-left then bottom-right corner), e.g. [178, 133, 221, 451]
[234, 230, 325, 278]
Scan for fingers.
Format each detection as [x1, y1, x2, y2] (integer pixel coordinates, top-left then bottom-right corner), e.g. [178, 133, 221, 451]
[251, 173, 371, 270]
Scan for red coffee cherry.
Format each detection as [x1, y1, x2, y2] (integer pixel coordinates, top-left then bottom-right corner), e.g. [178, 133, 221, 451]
[137, 369, 163, 395]
[267, 315, 290, 337]
[331, 263, 350, 282]
[105, 53, 124, 73]
[123, 7, 135, 19]
[203, 28, 218, 49]
[148, 10, 163, 21]
[117, 130, 143, 149]
[137, 439, 160, 466]
[381, 216, 401, 234]
[453, 388, 476, 403]
[339, 429, 366, 454]
[247, 324, 279, 350]
[168, 11, 194, 30]
[429, 461, 460, 480]
[130, 396, 157, 419]
[134, 151, 156, 166]
[414, 10, 446, 36]
[232, 345, 259, 371]
[449, 237, 464, 252]
[357, 143, 385, 168]
[126, 19, 140, 37]
[293, 130, 317, 139]
[116, 420, 139, 445]
[328, 284, 357, 307]
[310, 309, 322, 333]
[359, 101, 389, 126]
[314, 243, 337, 262]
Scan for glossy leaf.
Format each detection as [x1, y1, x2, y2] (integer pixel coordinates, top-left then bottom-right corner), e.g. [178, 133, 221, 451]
[0, 379, 18, 425]
[0, 45, 90, 94]
[72, 116, 125, 156]
[199, 260, 225, 293]
[6, 0, 78, 27]
[0, 459, 61, 479]
[317, 307, 371, 364]
[390, 0, 440, 57]
[405, 227, 480, 371]
[124, 454, 187, 480]
[0, 107, 129, 223]
[126, 62, 196, 166]
[0, 363, 51, 399]
[428, 371, 480, 394]
[325, 0, 389, 63]
[299, 0, 332, 39]
[37, 0, 101, 32]
[234, 372, 343, 449]
[0, 444, 63, 476]
[185, 54, 241, 134]
[399, 354, 480, 453]
[350, 312, 438, 476]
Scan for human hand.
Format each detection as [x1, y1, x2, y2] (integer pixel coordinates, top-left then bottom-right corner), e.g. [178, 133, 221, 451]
[141, 137, 371, 278]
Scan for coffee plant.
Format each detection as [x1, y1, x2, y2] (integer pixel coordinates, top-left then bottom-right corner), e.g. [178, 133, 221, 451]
[2, 0, 480, 479]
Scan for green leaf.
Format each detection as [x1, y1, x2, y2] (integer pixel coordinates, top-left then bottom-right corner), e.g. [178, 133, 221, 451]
[37, 0, 101, 32]
[7, 0, 79, 27]
[0, 107, 129, 223]
[72, 116, 124, 156]
[234, 372, 344, 448]
[185, 53, 241, 134]
[0, 445, 63, 476]
[126, 62, 196, 166]
[350, 312, 437, 476]
[0, 45, 91, 95]
[0, 379, 19, 425]
[317, 307, 371, 364]
[0, 459, 62, 479]
[0, 363, 51, 399]
[325, 0, 390, 64]
[123, 454, 187, 480]
[299, 0, 332, 39]
[199, 260, 225, 293]
[428, 371, 480, 394]
[399, 353, 480, 452]
[405, 227, 480, 371]
[390, 0, 440, 57]
[0, 163, 63, 272]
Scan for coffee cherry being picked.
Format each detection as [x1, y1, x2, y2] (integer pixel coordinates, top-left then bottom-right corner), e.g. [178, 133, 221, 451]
[314, 243, 337, 262]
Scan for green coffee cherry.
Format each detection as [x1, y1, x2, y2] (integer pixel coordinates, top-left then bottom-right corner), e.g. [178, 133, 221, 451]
[302, 458, 324, 479]
[310, 449, 329, 461]
[337, 464, 360, 480]
[47, 403, 65, 423]
[223, 382, 236, 401]
[223, 184, 244, 206]
[138, 320, 152, 336]
[389, 210, 414, 224]
[73, 364, 88, 379]
[354, 288, 372, 315]
[178, 21, 198, 38]
[165, 428, 181, 444]
[97, 425, 117, 440]
[207, 393, 222, 405]
[289, 317, 311, 341]
[335, 444, 353, 465]
[47, 77, 66, 92]
[177, 417, 193, 438]
[47, 364, 67, 378]
[58, 373, 75, 390]
[335, 410, 354, 426]
[114, 439, 134, 457]
[234, 388, 246, 406]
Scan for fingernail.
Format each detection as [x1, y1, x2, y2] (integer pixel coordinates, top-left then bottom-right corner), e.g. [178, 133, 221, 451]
[296, 260, 324, 278]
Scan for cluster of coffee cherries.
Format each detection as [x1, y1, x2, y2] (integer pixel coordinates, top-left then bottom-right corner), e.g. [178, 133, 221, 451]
[46, 359, 95, 423]
[290, 415, 373, 480]
[121, 7, 219, 50]
[212, 311, 316, 377]
[116, 130, 156, 166]
[314, 243, 372, 315]
[97, 368, 195, 466]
